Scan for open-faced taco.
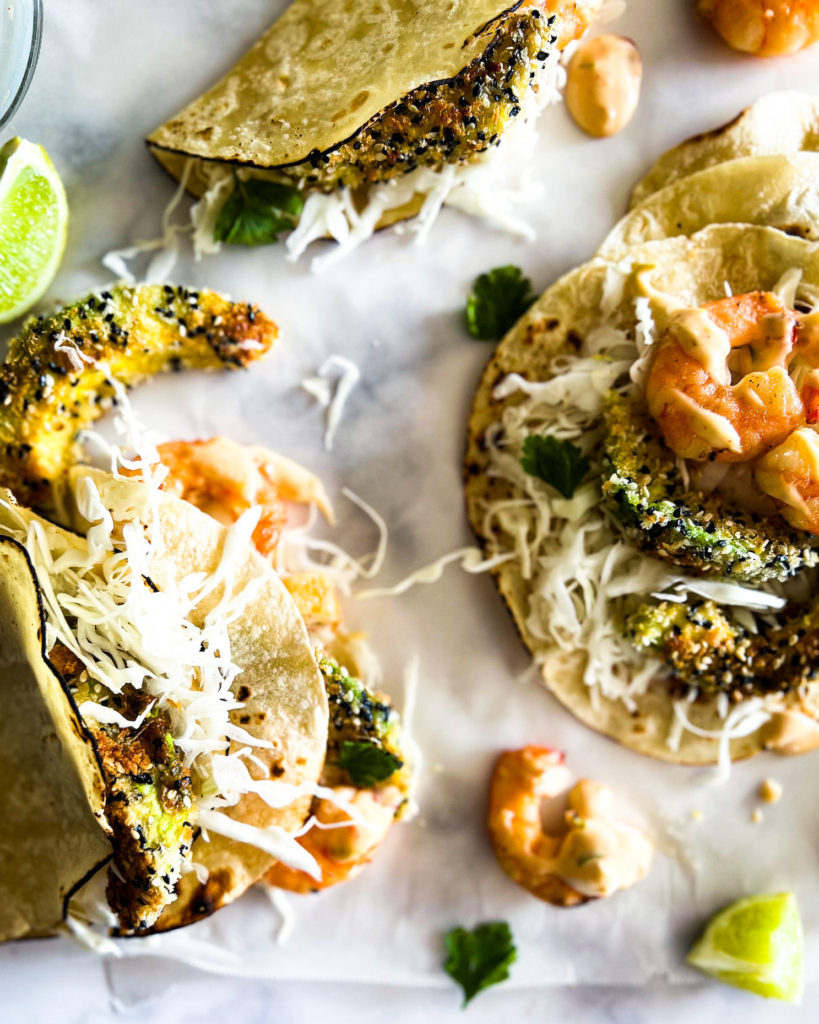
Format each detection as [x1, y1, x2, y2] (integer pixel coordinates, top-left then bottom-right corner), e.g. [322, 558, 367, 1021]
[466, 224, 819, 764]
[146, 0, 601, 264]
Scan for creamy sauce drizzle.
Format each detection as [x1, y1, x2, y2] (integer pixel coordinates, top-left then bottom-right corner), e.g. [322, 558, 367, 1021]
[565, 35, 642, 138]
[551, 780, 653, 898]
[669, 308, 731, 384]
[762, 708, 819, 756]
[657, 387, 743, 452]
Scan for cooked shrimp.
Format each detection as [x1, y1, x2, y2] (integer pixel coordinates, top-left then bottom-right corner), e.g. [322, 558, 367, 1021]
[755, 426, 819, 533]
[265, 653, 409, 892]
[527, 0, 602, 50]
[488, 747, 652, 906]
[698, 0, 819, 56]
[157, 437, 332, 544]
[265, 784, 403, 893]
[156, 438, 340, 626]
[789, 314, 819, 423]
[646, 292, 803, 462]
[158, 438, 286, 558]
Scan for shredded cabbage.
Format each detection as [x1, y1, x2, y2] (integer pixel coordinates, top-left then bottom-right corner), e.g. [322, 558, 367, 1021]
[358, 547, 513, 599]
[672, 697, 771, 787]
[302, 355, 361, 451]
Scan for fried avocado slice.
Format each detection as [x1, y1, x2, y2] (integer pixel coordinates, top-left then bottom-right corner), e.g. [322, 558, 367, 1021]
[0, 284, 276, 508]
[624, 599, 819, 697]
[317, 652, 409, 800]
[297, 9, 557, 190]
[233, 6, 575, 194]
[51, 646, 195, 933]
[93, 711, 195, 934]
[602, 391, 819, 584]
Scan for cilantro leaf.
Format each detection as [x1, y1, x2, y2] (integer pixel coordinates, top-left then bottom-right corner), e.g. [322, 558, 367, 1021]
[214, 175, 304, 246]
[520, 435, 590, 498]
[337, 740, 402, 788]
[443, 921, 517, 1007]
[465, 265, 535, 340]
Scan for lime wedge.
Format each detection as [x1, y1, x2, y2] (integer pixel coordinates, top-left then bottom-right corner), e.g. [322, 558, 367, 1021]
[0, 137, 68, 323]
[687, 892, 804, 1003]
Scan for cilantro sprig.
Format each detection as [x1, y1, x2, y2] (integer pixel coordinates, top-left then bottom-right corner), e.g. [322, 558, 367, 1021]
[337, 740, 402, 788]
[465, 266, 535, 340]
[214, 174, 304, 245]
[443, 921, 517, 1007]
[520, 435, 590, 499]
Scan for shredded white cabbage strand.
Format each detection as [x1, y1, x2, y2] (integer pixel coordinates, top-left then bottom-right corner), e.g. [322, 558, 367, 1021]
[302, 355, 361, 451]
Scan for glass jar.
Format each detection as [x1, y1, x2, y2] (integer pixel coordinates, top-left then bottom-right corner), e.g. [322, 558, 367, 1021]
[0, 0, 43, 130]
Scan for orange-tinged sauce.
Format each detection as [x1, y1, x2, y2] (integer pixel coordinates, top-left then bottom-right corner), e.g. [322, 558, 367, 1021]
[762, 708, 819, 755]
[566, 35, 642, 138]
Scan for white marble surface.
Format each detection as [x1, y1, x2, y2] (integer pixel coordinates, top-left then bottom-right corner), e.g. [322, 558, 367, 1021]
[2, 0, 819, 1021]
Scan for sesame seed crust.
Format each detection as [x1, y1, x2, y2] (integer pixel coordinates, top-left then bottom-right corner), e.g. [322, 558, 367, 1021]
[625, 599, 819, 697]
[250, 10, 558, 193]
[51, 645, 195, 933]
[0, 284, 276, 509]
[602, 391, 819, 585]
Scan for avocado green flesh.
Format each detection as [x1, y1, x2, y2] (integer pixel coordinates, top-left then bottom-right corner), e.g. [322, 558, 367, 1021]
[317, 652, 408, 798]
[104, 771, 194, 933]
[68, 670, 196, 932]
[602, 392, 819, 585]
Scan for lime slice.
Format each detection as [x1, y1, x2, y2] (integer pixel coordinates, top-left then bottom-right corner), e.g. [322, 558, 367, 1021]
[687, 892, 804, 1003]
[0, 137, 68, 323]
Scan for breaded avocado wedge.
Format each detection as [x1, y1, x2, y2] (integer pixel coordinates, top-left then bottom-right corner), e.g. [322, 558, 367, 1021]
[0, 284, 276, 508]
[602, 392, 819, 585]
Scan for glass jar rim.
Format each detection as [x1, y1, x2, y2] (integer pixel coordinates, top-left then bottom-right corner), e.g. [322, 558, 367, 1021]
[0, 0, 44, 131]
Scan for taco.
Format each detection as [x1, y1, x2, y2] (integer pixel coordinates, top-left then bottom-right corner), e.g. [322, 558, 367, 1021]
[466, 224, 819, 764]
[146, 0, 600, 263]
[598, 151, 819, 259]
[630, 90, 819, 209]
[0, 467, 327, 939]
[137, 436, 414, 900]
